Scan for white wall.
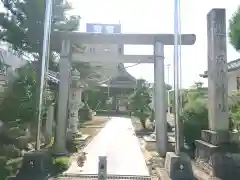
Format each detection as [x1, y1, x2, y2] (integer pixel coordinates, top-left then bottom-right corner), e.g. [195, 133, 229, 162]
[228, 69, 240, 95]
[204, 69, 240, 95]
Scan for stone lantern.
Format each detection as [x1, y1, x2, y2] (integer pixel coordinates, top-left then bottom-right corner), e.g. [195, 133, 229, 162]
[67, 69, 84, 138]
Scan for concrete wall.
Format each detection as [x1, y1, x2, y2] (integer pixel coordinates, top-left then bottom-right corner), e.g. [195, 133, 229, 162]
[203, 69, 240, 95]
[228, 69, 240, 95]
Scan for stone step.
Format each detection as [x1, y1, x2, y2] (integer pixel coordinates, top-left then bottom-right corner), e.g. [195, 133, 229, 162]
[74, 134, 90, 142]
[156, 168, 171, 180]
[195, 140, 218, 149]
[192, 162, 219, 180]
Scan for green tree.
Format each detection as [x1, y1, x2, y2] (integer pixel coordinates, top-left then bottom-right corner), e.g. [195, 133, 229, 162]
[182, 81, 206, 106]
[181, 98, 208, 151]
[83, 88, 110, 111]
[192, 81, 203, 89]
[180, 82, 208, 152]
[0, 64, 37, 123]
[229, 6, 240, 51]
[129, 79, 152, 128]
[0, 0, 80, 57]
[0, 0, 80, 125]
[228, 90, 240, 130]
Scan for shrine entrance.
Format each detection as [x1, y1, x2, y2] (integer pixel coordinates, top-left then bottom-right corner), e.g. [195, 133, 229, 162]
[51, 30, 195, 158]
[101, 63, 137, 113]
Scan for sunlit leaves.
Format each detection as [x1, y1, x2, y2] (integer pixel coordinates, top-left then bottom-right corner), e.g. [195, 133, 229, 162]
[129, 79, 152, 119]
[0, 0, 80, 56]
[229, 6, 240, 51]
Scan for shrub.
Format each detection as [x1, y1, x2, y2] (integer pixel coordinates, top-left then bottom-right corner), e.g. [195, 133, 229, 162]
[0, 156, 11, 180]
[79, 103, 94, 122]
[49, 136, 54, 147]
[181, 98, 208, 151]
[79, 108, 93, 121]
[129, 79, 152, 129]
[52, 156, 70, 174]
[1, 145, 22, 158]
[229, 96, 240, 131]
[66, 139, 78, 153]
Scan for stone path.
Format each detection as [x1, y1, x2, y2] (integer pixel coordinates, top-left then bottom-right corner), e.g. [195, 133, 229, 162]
[65, 117, 149, 176]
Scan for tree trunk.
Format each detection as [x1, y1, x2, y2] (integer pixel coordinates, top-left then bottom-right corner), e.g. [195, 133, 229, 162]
[140, 118, 146, 129]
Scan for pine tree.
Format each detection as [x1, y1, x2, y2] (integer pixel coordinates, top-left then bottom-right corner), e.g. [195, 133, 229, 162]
[129, 79, 152, 128]
[0, 0, 80, 59]
[0, 0, 80, 123]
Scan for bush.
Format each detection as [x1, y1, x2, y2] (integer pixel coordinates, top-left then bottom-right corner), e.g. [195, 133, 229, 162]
[79, 108, 93, 121]
[52, 156, 70, 174]
[229, 97, 240, 131]
[181, 99, 208, 151]
[129, 79, 152, 129]
[0, 156, 11, 180]
[0, 145, 22, 158]
[49, 136, 54, 147]
[66, 139, 78, 153]
[79, 103, 94, 121]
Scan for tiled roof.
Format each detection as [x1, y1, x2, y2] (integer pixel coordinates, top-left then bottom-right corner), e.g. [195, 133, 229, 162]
[101, 63, 137, 88]
[200, 58, 240, 78]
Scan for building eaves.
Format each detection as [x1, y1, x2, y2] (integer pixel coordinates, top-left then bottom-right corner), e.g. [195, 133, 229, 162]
[200, 58, 240, 78]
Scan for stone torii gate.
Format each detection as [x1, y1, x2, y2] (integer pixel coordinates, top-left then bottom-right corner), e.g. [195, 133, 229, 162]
[52, 32, 196, 156]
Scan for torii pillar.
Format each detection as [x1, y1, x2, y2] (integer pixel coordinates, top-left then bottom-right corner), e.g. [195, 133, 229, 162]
[52, 32, 196, 156]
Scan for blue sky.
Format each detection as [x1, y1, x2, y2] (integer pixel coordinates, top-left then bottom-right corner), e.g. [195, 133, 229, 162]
[1, 0, 240, 88]
[69, 0, 240, 88]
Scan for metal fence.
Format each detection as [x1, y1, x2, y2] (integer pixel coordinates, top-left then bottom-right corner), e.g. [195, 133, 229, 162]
[50, 174, 152, 180]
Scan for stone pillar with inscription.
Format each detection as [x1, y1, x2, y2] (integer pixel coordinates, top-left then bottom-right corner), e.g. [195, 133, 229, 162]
[207, 9, 229, 132]
[67, 69, 84, 139]
[195, 9, 239, 179]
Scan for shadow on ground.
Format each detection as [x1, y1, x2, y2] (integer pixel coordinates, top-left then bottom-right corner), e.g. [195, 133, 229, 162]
[135, 129, 153, 137]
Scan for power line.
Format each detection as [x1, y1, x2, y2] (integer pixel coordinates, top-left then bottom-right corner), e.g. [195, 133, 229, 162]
[124, 63, 141, 69]
[99, 63, 141, 84]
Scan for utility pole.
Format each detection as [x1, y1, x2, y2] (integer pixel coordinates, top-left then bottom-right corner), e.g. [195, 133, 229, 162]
[173, 0, 181, 155]
[35, 0, 53, 150]
[178, 0, 185, 150]
[178, 0, 183, 115]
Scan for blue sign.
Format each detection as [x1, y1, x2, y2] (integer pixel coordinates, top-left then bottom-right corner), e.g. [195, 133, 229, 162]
[86, 23, 121, 33]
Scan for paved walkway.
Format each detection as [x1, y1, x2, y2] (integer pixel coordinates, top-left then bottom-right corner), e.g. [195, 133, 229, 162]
[65, 117, 149, 176]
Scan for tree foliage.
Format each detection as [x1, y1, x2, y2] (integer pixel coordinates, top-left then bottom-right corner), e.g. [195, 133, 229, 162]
[0, 64, 36, 122]
[181, 99, 208, 151]
[182, 81, 206, 106]
[0, 0, 80, 58]
[0, 0, 80, 124]
[83, 88, 101, 110]
[228, 90, 240, 130]
[129, 79, 152, 128]
[229, 6, 240, 51]
[180, 82, 208, 152]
